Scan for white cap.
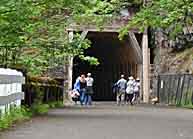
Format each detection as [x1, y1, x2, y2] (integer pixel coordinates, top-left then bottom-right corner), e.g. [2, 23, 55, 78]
[87, 73, 91, 76]
[129, 76, 134, 80]
[121, 74, 124, 78]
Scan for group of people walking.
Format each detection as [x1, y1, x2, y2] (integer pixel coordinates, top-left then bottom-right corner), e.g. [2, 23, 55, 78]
[70, 73, 140, 106]
[70, 73, 94, 106]
[114, 75, 140, 105]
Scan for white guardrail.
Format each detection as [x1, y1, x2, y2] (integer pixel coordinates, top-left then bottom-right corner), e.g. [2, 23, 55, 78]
[0, 68, 25, 116]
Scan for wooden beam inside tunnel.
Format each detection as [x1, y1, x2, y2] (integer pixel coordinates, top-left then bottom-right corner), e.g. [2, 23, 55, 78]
[128, 32, 142, 64]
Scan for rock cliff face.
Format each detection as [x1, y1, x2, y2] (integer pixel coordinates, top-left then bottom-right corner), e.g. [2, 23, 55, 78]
[151, 46, 193, 98]
[151, 29, 193, 75]
[153, 47, 193, 74]
[168, 48, 193, 74]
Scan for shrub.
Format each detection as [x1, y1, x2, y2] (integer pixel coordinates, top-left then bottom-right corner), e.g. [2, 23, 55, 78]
[54, 101, 64, 108]
[31, 103, 49, 115]
[47, 101, 64, 108]
[0, 107, 31, 130]
[176, 89, 193, 109]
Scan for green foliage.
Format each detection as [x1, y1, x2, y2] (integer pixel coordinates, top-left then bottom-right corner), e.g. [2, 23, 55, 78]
[177, 89, 193, 108]
[74, 0, 143, 29]
[47, 101, 64, 108]
[33, 86, 44, 104]
[0, 0, 104, 75]
[29, 86, 49, 115]
[119, 0, 193, 48]
[54, 101, 64, 108]
[84, 0, 142, 15]
[85, 0, 117, 15]
[30, 85, 63, 114]
[121, 0, 193, 32]
[31, 103, 49, 115]
[79, 55, 100, 65]
[0, 107, 31, 130]
[48, 102, 57, 108]
[0, 0, 145, 75]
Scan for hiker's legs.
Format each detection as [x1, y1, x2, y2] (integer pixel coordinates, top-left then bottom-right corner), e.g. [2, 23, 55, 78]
[120, 93, 125, 104]
[87, 95, 92, 105]
[134, 91, 140, 104]
[128, 94, 134, 105]
[84, 94, 88, 105]
[80, 89, 86, 105]
[132, 93, 136, 103]
[116, 92, 121, 105]
[125, 94, 129, 104]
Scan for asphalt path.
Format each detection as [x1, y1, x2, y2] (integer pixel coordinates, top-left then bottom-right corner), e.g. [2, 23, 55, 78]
[1, 103, 193, 139]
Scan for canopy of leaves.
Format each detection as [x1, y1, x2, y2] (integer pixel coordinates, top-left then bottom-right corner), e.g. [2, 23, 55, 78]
[119, 0, 193, 49]
[0, 0, 144, 75]
[0, 0, 96, 75]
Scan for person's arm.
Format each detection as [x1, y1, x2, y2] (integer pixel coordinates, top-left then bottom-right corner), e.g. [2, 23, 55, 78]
[125, 81, 127, 89]
[126, 81, 129, 86]
[92, 78, 94, 84]
[74, 79, 80, 92]
[116, 80, 120, 87]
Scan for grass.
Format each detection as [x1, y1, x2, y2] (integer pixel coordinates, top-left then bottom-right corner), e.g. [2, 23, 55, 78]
[47, 101, 64, 108]
[176, 89, 193, 109]
[31, 101, 64, 115]
[0, 100, 64, 131]
[0, 107, 32, 131]
[31, 103, 50, 115]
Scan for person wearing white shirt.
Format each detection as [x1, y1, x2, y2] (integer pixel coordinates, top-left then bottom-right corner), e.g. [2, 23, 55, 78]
[133, 78, 140, 104]
[126, 76, 135, 105]
[85, 73, 94, 105]
[116, 74, 127, 105]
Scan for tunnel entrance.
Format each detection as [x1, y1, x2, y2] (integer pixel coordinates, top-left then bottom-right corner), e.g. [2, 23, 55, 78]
[73, 32, 139, 101]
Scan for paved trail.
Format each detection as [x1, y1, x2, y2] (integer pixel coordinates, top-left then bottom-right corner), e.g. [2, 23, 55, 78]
[1, 104, 193, 139]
